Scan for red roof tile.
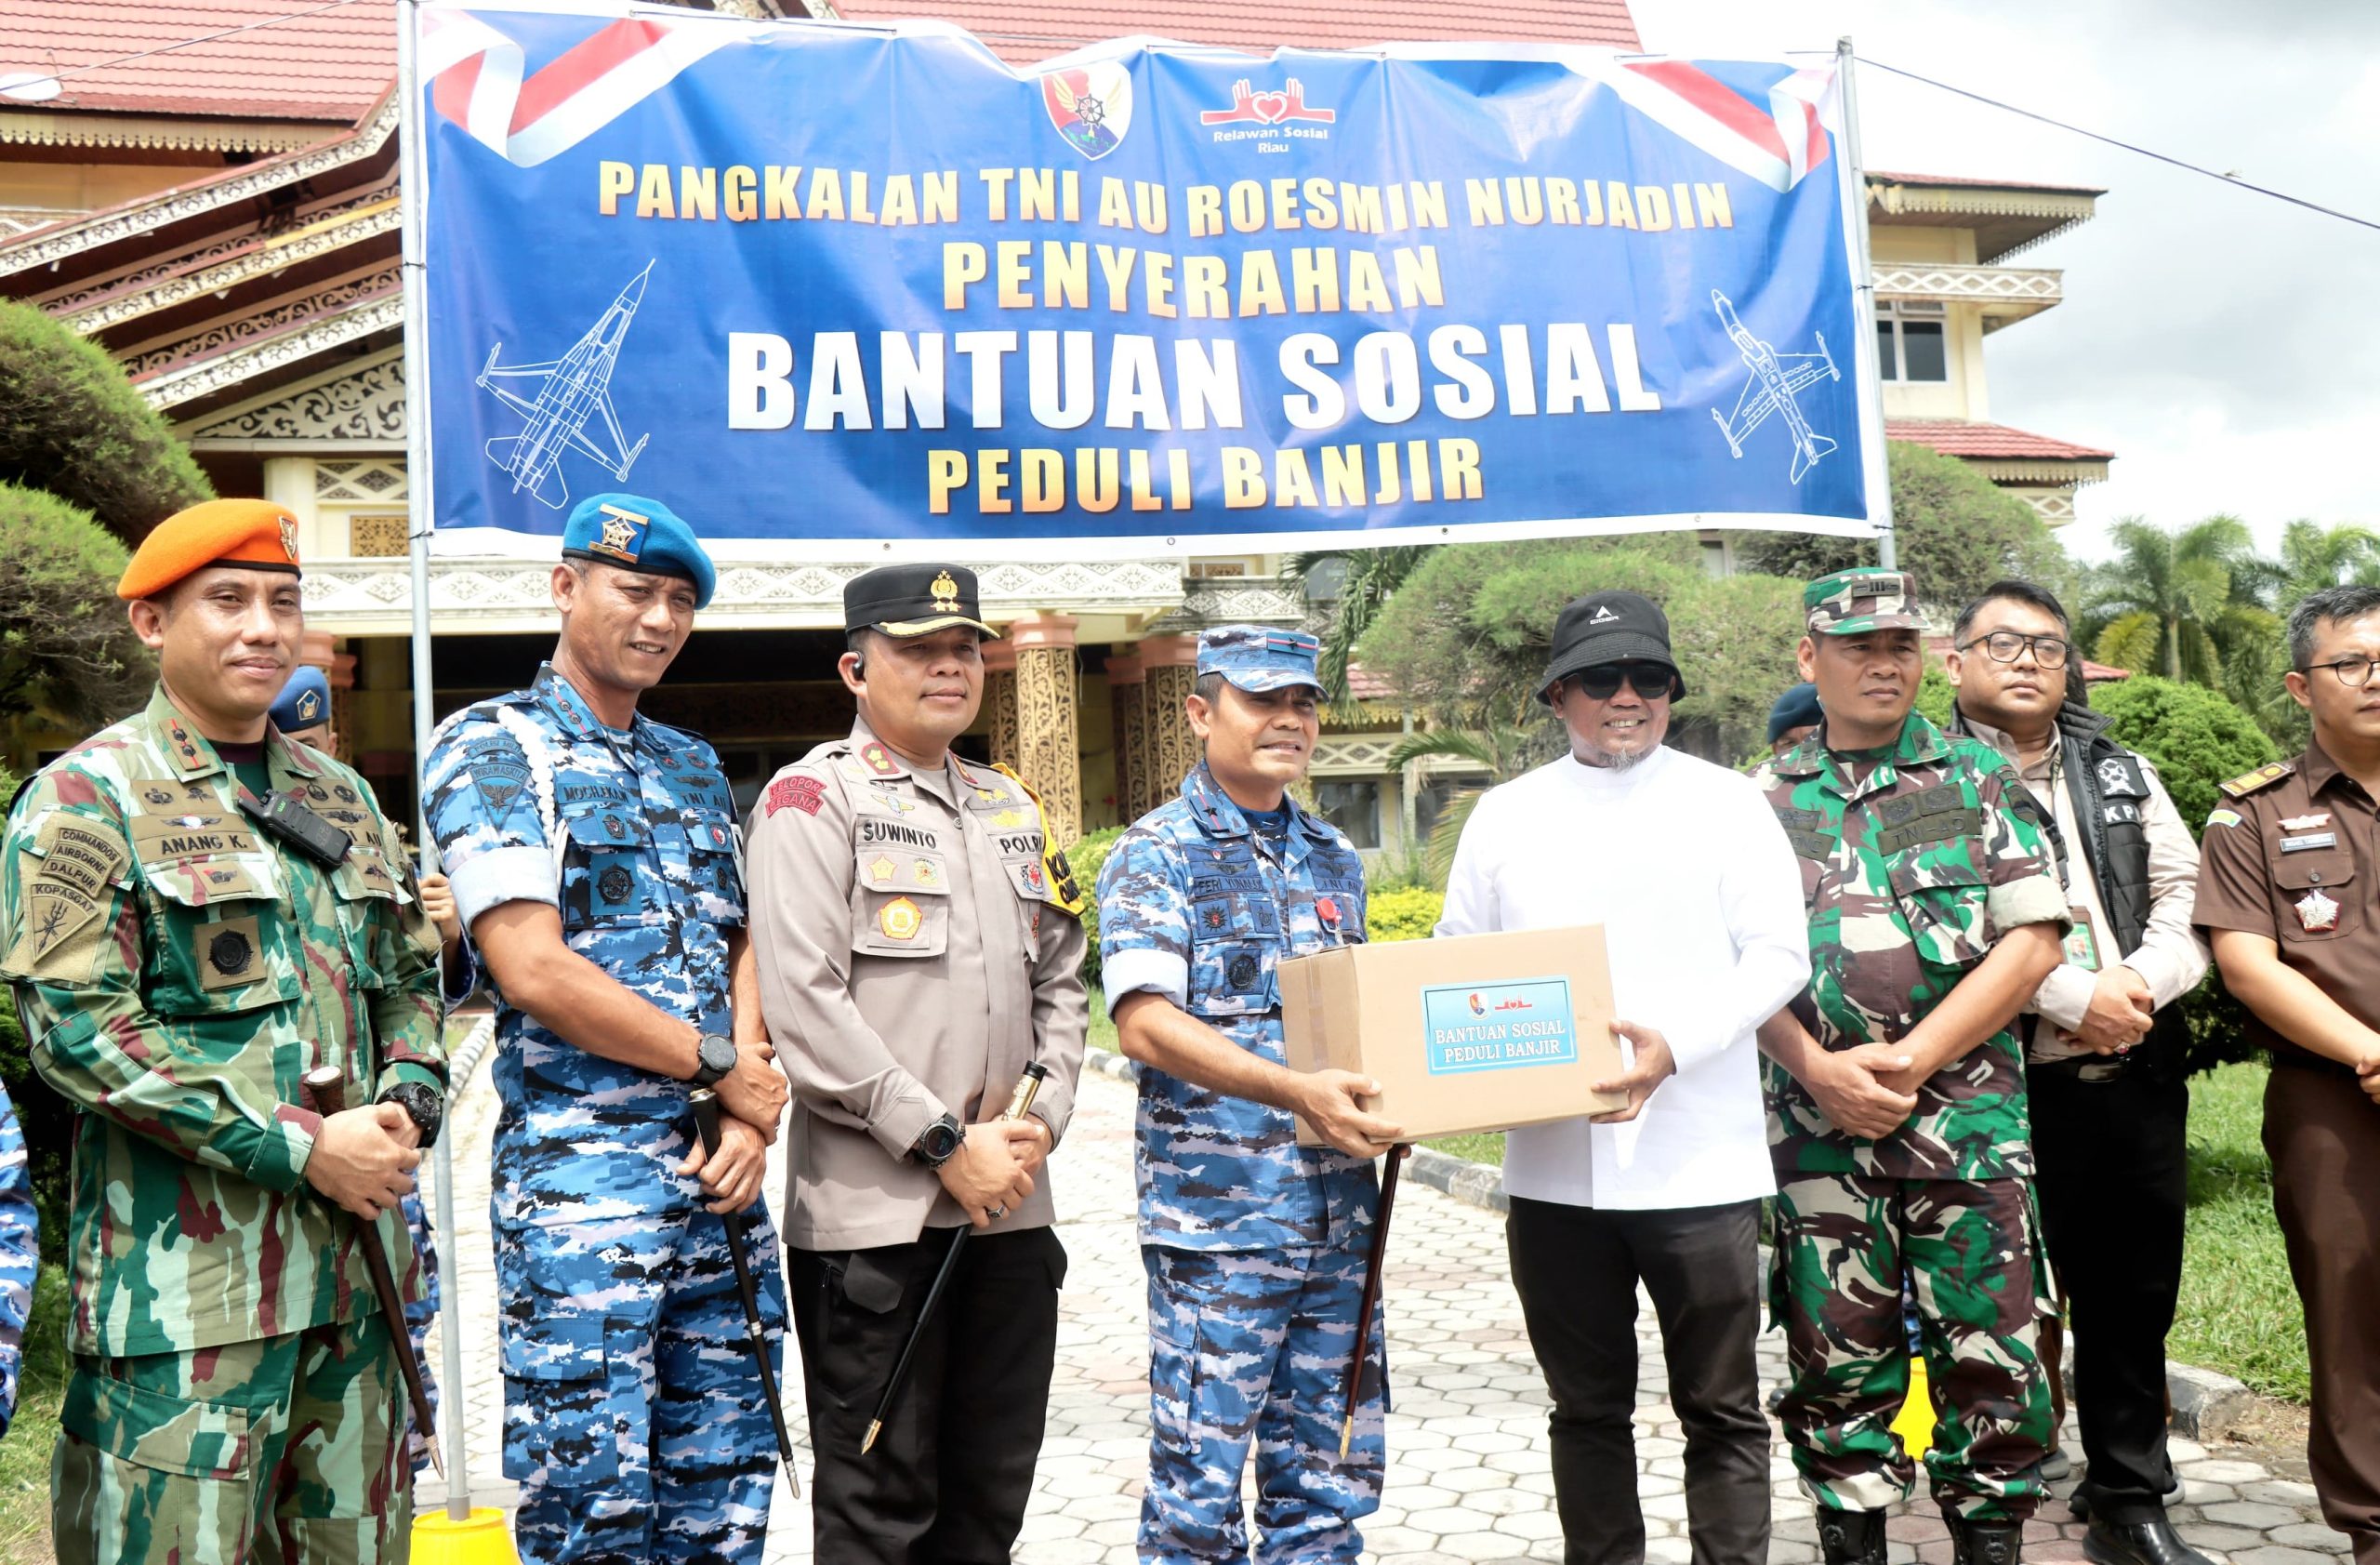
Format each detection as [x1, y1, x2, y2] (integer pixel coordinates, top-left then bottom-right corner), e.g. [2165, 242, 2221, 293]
[831, 0, 1639, 62]
[1887, 418, 2115, 462]
[1868, 169, 2108, 197]
[2081, 660, 2132, 683]
[1344, 662, 1395, 701]
[0, 1, 396, 122]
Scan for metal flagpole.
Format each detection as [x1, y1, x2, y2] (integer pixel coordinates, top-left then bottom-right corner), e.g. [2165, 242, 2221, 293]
[1834, 35, 1897, 571]
[395, 0, 470, 1516]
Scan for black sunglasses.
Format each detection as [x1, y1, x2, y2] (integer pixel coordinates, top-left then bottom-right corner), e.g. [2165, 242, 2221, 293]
[1569, 663, 1677, 700]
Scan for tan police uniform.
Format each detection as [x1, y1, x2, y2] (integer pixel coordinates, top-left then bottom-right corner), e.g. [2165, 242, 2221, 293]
[2194, 745, 2380, 1565]
[745, 561, 1088, 1564]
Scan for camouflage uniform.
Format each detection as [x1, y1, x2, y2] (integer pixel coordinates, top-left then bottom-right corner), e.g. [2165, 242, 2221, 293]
[0, 1080, 34, 1436]
[1751, 577, 2068, 1526]
[424, 661, 785, 1565]
[2, 685, 446, 1564]
[1100, 752, 1382, 1565]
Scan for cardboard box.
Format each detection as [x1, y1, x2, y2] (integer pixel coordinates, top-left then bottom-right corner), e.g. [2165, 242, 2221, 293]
[1280, 924, 1626, 1146]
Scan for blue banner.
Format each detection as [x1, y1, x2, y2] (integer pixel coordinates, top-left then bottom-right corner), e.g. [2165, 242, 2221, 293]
[413, 2, 1884, 558]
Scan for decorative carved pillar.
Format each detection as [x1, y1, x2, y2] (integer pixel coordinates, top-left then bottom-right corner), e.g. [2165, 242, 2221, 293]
[1008, 613, 1082, 845]
[981, 636, 1021, 771]
[1140, 633, 1201, 815]
[1104, 652, 1145, 829]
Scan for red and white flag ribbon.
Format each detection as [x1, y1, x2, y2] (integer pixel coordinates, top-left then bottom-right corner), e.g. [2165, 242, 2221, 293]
[420, 7, 744, 167]
[1601, 60, 1838, 193]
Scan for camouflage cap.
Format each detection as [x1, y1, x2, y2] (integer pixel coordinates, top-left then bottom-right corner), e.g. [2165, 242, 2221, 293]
[1197, 625, 1324, 694]
[1805, 567, 1924, 635]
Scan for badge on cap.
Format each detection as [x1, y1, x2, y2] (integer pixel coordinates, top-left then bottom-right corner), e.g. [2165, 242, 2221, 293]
[880, 895, 922, 940]
[931, 571, 960, 612]
[295, 689, 323, 723]
[588, 503, 649, 564]
[279, 514, 300, 563]
[2296, 888, 2339, 934]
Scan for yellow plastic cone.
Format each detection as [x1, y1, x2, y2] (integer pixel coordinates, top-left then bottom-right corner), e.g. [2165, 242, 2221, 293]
[1891, 1358, 1937, 1461]
[413, 1507, 520, 1565]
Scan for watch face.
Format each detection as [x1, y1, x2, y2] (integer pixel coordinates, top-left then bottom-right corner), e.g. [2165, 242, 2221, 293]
[700, 1034, 738, 1074]
[927, 1121, 961, 1159]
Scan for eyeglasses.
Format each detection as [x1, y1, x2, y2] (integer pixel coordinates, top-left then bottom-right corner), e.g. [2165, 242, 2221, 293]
[1571, 663, 1676, 700]
[2301, 655, 2379, 688]
[1959, 631, 2071, 670]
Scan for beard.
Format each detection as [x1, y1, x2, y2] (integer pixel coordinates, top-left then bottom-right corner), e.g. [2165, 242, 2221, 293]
[1575, 737, 1655, 772]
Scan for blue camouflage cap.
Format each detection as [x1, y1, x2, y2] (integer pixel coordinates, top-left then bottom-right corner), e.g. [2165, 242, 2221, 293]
[269, 665, 332, 734]
[561, 492, 717, 609]
[1197, 625, 1325, 694]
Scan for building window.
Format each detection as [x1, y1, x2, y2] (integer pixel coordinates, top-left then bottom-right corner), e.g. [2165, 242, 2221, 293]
[1316, 779, 1382, 850]
[1875, 305, 1949, 384]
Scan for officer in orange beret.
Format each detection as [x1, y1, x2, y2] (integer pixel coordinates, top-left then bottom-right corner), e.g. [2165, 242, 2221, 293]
[4, 498, 446, 1563]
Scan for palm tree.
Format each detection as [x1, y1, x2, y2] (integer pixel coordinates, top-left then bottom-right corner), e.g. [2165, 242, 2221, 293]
[2088, 516, 2267, 690]
[2243, 519, 2380, 608]
[1283, 546, 1433, 717]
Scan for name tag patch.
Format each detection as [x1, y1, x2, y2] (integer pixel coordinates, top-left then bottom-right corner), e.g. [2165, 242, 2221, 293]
[2281, 833, 2338, 854]
[1422, 976, 1578, 1075]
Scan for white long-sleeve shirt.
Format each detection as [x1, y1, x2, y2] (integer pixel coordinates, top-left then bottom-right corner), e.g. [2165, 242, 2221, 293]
[1435, 744, 1811, 1211]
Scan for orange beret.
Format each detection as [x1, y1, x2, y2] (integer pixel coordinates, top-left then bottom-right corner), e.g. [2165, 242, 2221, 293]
[117, 499, 303, 601]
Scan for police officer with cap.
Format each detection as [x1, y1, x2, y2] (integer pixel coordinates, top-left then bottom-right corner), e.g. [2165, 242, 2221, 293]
[422, 493, 791, 1565]
[1098, 624, 1395, 1564]
[747, 563, 1087, 1562]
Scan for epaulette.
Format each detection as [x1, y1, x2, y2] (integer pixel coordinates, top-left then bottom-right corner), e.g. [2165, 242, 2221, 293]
[990, 763, 1086, 918]
[2217, 761, 2294, 800]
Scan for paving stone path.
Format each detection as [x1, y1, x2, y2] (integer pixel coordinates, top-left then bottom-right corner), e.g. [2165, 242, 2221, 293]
[419, 1049, 2346, 1564]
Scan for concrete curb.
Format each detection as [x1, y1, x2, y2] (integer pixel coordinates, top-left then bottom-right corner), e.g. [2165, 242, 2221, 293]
[1082, 1047, 2260, 1441]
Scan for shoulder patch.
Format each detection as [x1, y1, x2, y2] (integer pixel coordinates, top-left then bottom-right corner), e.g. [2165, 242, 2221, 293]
[2204, 808, 2244, 829]
[764, 773, 827, 819]
[2218, 761, 2294, 799]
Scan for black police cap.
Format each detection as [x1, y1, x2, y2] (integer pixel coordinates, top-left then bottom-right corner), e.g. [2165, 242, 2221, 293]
[843, 564, 999, 638]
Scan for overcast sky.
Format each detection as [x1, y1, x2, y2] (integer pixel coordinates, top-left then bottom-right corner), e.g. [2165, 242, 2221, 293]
[1631, 0, 2380, 563]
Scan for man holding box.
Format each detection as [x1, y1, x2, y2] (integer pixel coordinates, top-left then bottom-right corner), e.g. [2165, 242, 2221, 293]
[1099, 624, 1400, 1565]
[1435, 590, 1812, 1565]
[1752, 568, 2069, 1565]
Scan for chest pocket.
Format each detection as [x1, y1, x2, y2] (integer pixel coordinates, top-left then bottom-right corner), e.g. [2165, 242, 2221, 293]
[560, 809, 654, 932]
[325, 835, 422, 986]
[1884, 836, 1991, 969]
[672, 811, 743, 921]
[1188, 888, 1281, 1019]
[851, 843, 950, 959]
[2270, 840, 2360, 943]
[137, 851, 295, 1016]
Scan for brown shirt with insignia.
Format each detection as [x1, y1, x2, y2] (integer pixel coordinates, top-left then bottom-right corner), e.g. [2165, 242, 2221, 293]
[2194, 741, 2376, 1075]
[747, 719, 1088, 1252]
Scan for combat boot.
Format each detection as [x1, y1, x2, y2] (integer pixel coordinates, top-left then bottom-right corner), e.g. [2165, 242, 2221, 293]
[2082, 1515, 2215, 1565]
[1818, 1507, 1888, 1565]
[1950, 1517, 2025, 1565]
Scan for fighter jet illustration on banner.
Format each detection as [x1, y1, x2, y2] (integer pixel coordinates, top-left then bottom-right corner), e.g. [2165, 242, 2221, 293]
[476, 260, 654, 509]
[1709, 289, 1840, 485]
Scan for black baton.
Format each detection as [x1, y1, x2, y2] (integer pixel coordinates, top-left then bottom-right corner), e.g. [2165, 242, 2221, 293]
[862, 1061, 1049, 1455]
[689, 1088, 802, 1496]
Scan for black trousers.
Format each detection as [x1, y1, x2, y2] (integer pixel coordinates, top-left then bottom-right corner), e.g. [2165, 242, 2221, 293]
[789, 1225, 1066, 1565]
[2028, 1059, 2188, 1524]
[1506, 1196, 1770, 1565]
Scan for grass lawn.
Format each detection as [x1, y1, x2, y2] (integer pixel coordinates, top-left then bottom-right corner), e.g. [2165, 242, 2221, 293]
[1, 1268, 66, 1559]
[2175, 1059, 2307, 1402]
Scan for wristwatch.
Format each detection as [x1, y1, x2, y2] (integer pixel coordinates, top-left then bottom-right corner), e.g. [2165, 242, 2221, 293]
[911, 1113, 965, 1170]
[690, 1032, 738, 1089]
[377, 1081, 444, 1150]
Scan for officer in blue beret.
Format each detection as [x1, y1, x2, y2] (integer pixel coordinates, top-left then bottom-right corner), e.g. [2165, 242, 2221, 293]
[268, 666, 336, 748]
[1097, 623, 1400, 1564]
[1768, 682, 1824, 758]
[421, 492, 789, 1564]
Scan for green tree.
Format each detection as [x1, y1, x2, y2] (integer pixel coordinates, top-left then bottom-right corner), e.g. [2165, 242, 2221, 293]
[1733, 441, 2073, 618]
[0, 298, 211, 540]
[2086, 515, 2269, 691]
[2226, 520, 2380, 749]
[1284, 545, 1432, 714]
[0, 483, 155, 730]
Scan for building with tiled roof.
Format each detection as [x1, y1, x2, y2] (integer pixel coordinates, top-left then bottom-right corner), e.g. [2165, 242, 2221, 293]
[1862, 169, 2114, 526]
[830, 0, 1635, 62]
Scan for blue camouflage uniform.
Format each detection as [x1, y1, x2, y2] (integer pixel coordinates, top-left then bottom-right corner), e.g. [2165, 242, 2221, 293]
[1097, 626, 1383, 1565]
[421, 495, 784, 1565]
[0, 1080, 35, 1436]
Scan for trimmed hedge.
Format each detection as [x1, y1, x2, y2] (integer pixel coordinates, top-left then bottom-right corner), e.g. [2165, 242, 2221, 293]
[1367, 885, 1444, 943]
[0, 299, 210, 540]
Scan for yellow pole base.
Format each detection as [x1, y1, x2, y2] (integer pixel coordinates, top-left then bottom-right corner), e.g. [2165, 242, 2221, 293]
[412, 1507, 521, 1565]
[1891, 1359, 1937, 1461]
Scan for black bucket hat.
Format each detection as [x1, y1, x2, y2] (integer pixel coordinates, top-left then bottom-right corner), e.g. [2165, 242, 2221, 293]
[1538, 590, 1686, 704]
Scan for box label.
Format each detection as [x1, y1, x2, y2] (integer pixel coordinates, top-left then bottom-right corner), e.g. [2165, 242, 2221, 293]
[1421, 976, 1578, 1075]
